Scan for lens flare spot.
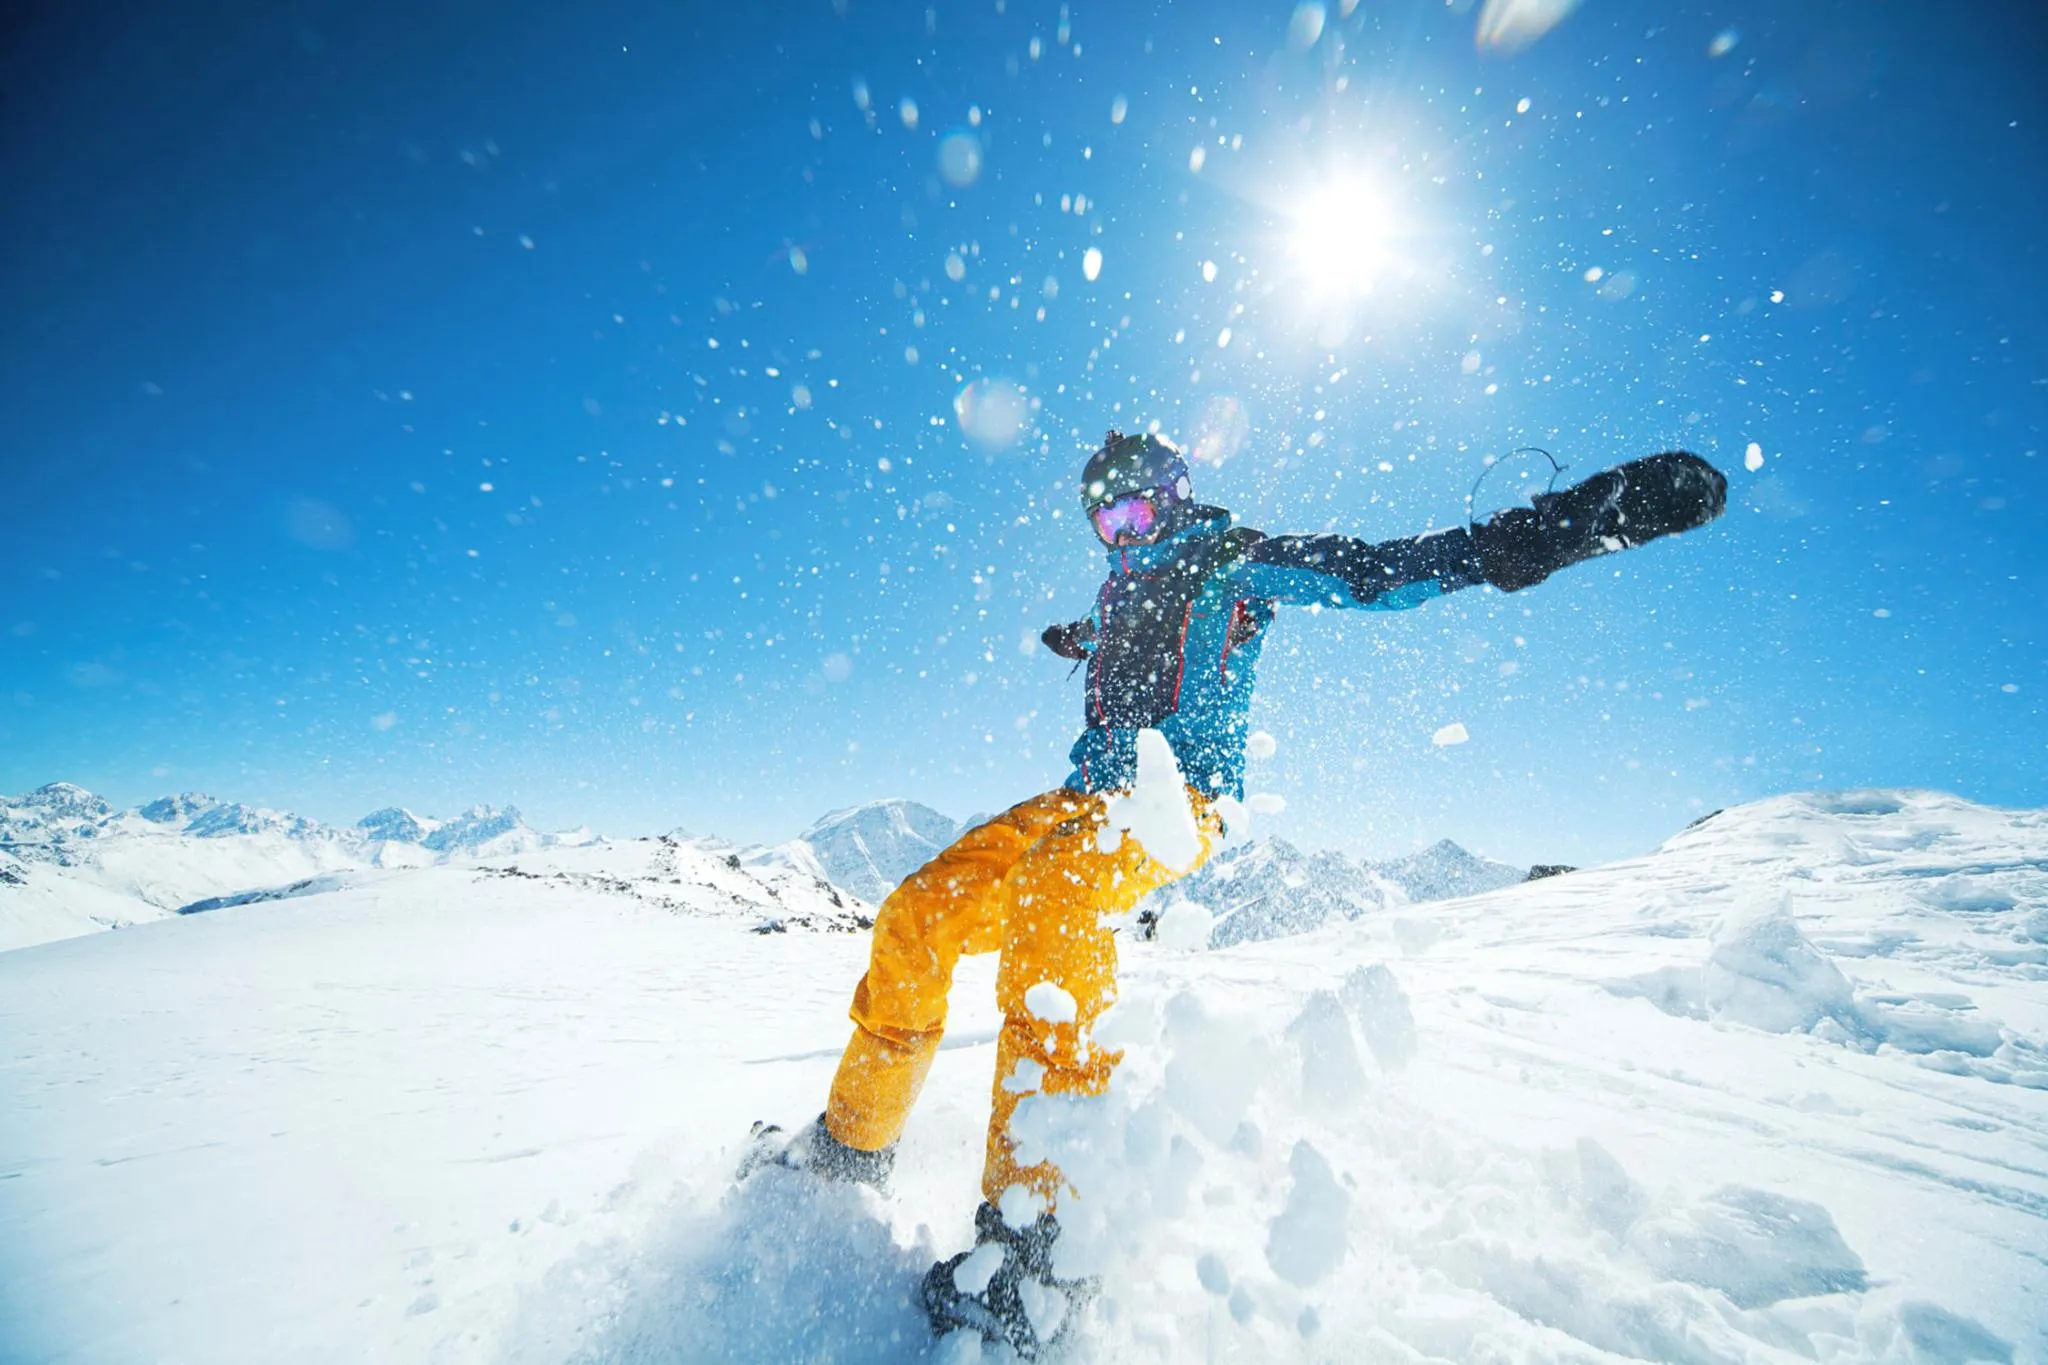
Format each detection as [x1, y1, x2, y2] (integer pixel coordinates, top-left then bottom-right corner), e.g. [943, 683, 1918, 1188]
[1597, 270, 1638, 300]
[936, 131, 983, 187]
[286, 499, 353, 551]
[953, 378, 1030, 449]
[1286, 3, 1326, 51]
[1082, 247, 1103, 282]
[1189, 395, 1250, 467]
[1475, 0, 1581, 54]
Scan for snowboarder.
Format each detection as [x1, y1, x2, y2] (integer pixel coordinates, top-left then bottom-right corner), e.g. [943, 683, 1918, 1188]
[755, 430, 1727, 1355]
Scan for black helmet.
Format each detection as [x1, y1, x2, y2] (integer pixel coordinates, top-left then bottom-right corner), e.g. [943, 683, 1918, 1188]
[1079, 429, 1192, 512]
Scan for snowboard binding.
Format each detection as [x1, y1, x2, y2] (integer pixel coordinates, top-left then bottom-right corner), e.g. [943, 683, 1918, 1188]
[923, 1202, 1097, 1359]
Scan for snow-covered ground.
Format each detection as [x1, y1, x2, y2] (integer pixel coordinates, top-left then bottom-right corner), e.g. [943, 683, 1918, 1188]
[2, 788, 2043, 1363]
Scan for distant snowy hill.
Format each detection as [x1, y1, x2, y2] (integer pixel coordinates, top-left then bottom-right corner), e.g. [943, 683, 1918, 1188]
[1, 787, 2041, 1363]
[0, 782, 600, 951]
[1150, 832, 1529, 947]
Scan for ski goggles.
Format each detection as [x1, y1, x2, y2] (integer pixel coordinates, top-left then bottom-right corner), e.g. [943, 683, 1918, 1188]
[1089, 489, 1166, 544]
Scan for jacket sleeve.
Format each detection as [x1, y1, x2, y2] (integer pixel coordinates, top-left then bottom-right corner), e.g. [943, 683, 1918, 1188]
[1234, 526, 1486, 611]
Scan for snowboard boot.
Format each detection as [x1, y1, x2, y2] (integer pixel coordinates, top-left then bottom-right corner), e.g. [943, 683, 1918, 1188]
[737, 1113, 897, 1189]
[923, 1201, 1098, 1359]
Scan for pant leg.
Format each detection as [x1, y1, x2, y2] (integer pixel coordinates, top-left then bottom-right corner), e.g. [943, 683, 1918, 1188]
[981, 791, 1222, 1210]
[824, 789, 1085, 1152]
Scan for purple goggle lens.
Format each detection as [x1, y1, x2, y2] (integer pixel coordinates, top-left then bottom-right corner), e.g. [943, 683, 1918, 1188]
[1091, 491, 1162, 543]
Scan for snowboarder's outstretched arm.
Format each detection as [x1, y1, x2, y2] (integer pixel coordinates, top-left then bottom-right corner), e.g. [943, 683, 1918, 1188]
[1237, 525, 1483, 611]
[1241, 449, 1728, 609]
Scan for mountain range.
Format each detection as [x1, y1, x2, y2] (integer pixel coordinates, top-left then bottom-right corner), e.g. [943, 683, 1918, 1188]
[0, 782, 596, 950]
[1163, 835, 1531, 948]
[0, 782, 1533, 955]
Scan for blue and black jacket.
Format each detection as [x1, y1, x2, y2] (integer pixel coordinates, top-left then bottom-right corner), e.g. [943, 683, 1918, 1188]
[1046, 504, 1486, 799]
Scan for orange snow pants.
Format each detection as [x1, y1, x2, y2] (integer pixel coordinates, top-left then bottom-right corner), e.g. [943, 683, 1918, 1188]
[823, 787, 1218, 1209]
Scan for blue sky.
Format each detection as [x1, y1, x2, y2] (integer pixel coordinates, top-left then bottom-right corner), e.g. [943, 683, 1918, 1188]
[1, 0, 2042, 865]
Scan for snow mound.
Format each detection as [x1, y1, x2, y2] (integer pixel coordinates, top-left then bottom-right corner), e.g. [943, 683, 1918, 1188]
[1629, 1184, 1868, 1308]
[1704, 898, 1861, 1034]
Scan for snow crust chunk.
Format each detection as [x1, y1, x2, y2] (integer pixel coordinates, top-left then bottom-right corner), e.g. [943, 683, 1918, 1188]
[1152, 899, 1214, 951]
[1705, 897, 1858, 1034]
[1264, 1140, 1350, 1286]
[1023, 980, 1079, 1026]
[1100, 728, 1204, 873]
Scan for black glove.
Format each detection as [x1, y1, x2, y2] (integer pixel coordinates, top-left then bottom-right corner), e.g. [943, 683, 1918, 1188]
[1474, 450, 1726, 593]
[1042, 619, 1095, 660]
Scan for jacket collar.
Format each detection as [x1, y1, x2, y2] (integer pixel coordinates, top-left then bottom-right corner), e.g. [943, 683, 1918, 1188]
[1102, 504, 1233, 574]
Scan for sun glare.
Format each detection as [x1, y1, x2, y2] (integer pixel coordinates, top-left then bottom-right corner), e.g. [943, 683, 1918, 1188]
[1284, 174, 1406, 297]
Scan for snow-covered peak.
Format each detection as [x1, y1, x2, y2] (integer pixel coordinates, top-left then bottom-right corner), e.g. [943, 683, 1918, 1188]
[183, 802, 326, 840]
[1154, 833, 1529, 948]
[791, 798, 960, 904]
[1372, 836, 1527, 904]
[1170, 836, 1397, 947]
[138, 793, 224, 825]
[421, 805, 536, 854]
[17, 782, 113, 820]
[355, 807, 441, 844]
[0, 783, 117, 848]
